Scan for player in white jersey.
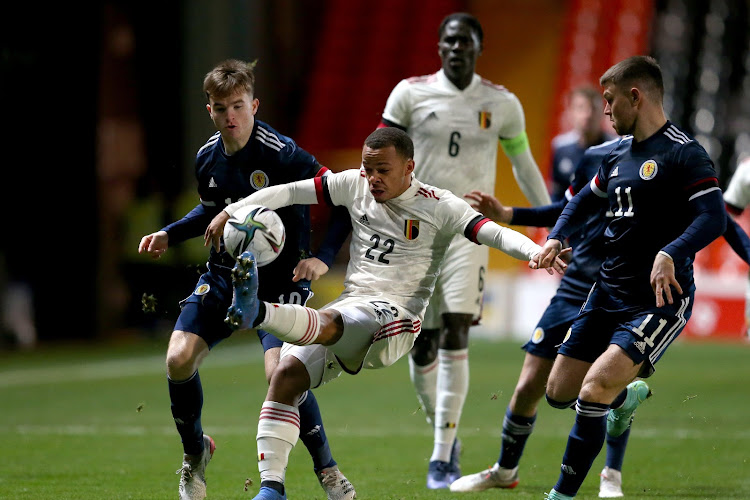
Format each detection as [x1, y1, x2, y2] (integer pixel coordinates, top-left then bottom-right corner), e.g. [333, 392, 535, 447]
[723, 154, 750, 337]
[379, 12, 551, 488]
[204, 127, 567, 500]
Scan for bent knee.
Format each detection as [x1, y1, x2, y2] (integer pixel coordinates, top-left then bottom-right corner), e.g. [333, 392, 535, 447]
[166, 332, 207, 379]
[411, 329, 439, 365]
[545, 393, 577, 410]
[270, 356, 311, 394]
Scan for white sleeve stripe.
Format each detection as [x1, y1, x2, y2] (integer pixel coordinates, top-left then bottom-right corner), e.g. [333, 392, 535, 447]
[255, 135, 283, 151]
[663, 129, 686, 144]
[688, 186, 721, 201]
[256, 127, 286, 149]
[197, 133, 221, 155]
[590, 177, 607, 197]
[667, 125, 691, 143]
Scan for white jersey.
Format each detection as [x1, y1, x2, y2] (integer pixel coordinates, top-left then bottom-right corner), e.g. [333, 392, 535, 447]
[725, 157, 750, 211]
[322, 168, 487, 317]
[382, 69, 528, 199]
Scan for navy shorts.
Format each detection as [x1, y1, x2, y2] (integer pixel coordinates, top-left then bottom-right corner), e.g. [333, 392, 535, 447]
[174, 263, 312, 351]
[558, 283, 694, 378]
[522, 294, 584, 359]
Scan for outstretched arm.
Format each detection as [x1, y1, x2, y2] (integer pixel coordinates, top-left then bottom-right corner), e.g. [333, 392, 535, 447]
[204, 178, 319, 251]
[723, 211, 750, 265]
[474, 220, 568, 274]
[547, 182, 604, 243]
[465, 190, 567, 227]
[139, 203, 215, 258]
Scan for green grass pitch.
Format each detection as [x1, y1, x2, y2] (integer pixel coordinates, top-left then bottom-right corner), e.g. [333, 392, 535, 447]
[1, 336, 748, 499]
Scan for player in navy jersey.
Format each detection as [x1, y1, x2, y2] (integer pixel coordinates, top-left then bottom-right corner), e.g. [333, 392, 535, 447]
[138, 59, 354, 500]
[534, 56, 728, 499]
[456, 141, 750, 497]
[549, 87, 617, 201]
[452, 139, 628, 496]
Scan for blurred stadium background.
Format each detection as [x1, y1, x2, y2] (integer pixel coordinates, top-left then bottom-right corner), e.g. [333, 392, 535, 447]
[2, 0, 750, 347]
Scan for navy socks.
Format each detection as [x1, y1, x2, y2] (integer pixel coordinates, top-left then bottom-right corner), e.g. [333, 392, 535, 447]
[168, 371, 204, 456]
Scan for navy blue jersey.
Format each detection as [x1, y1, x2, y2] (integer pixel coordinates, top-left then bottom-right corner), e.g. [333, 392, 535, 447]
[581, 122, 720, 302]
[550, 131, 615, 201]
[555, 139, 620, 300]
[164, 119, 325, 278]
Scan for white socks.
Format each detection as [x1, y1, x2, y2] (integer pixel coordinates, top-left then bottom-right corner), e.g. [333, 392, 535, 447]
[257, 401, 300, 483]
[258, 303, 321, 345]
[431, 348, 469, 462]
[409, 356, 438, 425]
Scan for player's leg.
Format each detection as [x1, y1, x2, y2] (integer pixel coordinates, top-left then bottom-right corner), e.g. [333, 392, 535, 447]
[549, 293, 690, 498]
[451, 295, 580, 492]
[170, 272, 234, 500]
[548, 345, 641, 498]
[543, 293, 611, 499]
[497, 353, 551, 467]
[424, 241, 485, 489]
[449, 351, 548, 492]
[409, 325, 439, 425]
[598, 378, 650, 498]
[259, 330, 355, 500]
[599, 427, 630, 498]
[428, 312, 471, 485]
[254, 339, 347, 500]
[254, 352, 313, 500]
[498, 298, 580, 472]
[166, 330, 211, 455]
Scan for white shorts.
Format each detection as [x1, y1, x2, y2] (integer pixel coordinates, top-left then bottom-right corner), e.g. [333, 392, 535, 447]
[422, 237, 488, 329]
[280, 294, 422, 388]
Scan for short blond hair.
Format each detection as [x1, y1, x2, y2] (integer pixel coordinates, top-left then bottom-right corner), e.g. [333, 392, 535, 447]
[203, 59, 257, 102]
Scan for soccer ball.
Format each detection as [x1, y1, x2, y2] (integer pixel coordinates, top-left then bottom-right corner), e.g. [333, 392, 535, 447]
[223, 204, 285, 266]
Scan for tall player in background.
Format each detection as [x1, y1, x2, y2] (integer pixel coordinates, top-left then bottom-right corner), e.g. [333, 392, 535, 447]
[138, 59, 354, 500]
[723, 154, 750, 337]
[379, 12, 551, 489]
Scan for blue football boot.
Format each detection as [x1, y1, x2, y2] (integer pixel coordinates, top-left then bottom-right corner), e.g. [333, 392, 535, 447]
[427, 460, 454, 489]
[225, 251, 259, 330]
[447, 438, 462, 484]
[252, 485, 287, 500]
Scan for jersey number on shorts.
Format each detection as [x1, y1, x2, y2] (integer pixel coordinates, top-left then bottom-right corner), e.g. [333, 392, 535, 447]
[368, 300, 399, 321]
[365, 234, 395, 263]
[631, 314, 668, 348]
[449, 131, 461, 157]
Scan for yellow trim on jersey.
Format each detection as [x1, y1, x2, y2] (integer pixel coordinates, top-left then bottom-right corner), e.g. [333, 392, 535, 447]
[499, 131, 530, 157]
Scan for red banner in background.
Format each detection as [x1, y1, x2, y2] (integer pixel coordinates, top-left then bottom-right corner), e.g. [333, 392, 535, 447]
[684, 211, 750, 340]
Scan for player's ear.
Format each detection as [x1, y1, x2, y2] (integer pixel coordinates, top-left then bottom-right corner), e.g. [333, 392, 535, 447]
[252, 98, 259, 115]
[406, 158, 415, 175]
[630, 88, 641, 106]
[206, 103, 212, 115]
